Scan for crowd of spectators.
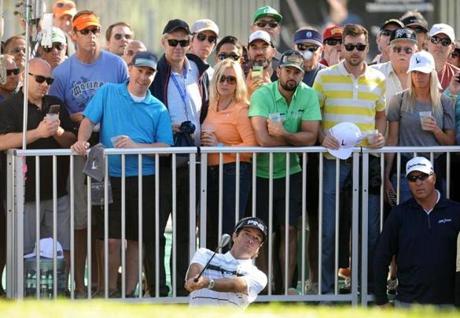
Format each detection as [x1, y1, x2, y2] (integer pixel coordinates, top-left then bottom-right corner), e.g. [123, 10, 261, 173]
[0, 0, 459, 307]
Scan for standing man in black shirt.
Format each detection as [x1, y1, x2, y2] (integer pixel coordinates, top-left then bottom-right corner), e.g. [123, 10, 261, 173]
[0, 58, 76, 260]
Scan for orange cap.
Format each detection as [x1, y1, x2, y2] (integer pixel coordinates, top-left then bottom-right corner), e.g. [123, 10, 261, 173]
[72, 12, 101, 31]
[53, 0, 77, 18]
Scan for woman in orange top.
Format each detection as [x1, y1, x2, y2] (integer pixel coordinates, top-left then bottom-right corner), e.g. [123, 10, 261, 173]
[201, 59, 257, 250]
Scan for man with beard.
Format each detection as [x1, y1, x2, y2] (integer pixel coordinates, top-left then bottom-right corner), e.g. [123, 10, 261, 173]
[249, 50, 321, 294]
[245, 30, 276, 97]
[313, 24, 386, 295]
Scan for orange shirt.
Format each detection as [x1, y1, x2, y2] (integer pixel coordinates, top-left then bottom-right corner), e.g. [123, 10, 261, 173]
[203, 102, 257, 166]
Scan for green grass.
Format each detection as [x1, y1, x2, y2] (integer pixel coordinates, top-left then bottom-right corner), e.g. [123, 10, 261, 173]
[0, 302, 458, 318]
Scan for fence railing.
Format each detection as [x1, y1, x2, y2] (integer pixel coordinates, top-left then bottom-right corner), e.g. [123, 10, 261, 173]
[5, 146, 460, 305]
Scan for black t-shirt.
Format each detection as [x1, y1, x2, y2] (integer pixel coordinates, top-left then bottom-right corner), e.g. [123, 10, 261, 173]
[0, 92, 75, 202]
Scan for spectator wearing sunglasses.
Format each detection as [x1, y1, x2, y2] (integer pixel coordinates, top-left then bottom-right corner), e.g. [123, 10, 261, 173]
[37, 27, 68, 70]
[319, 25, 343, 67]
[52, 0, 77, 34]
[427, 23, 459, 91]
[314, 24, 386, 295]
[148, 19, 210, 297]
[49, 10, 128, 298]
[400, 11, 429, 51]
[371, 28, 418, 106]
[251, 6, 282, 45]
[0, 58, 76, 274]
[447, 41, 460, 68]
[371, 19, 404, 65]
[190, 19, 219, 79]
[122, 40, 147, 65]
[375, 156, 460, 308]
[200, 59, 256, 251]
[105, 22, 134, 57]
[3, 35, 26, 72]
[0, 55, 20, 103]
[215, 36, 244, 65]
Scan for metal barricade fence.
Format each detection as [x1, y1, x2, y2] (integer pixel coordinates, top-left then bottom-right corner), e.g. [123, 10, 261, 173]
[5, 146, 460, 304]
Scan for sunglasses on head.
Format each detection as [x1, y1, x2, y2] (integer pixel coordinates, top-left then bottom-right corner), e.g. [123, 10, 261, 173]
[344, 43, 367, 51]
[114, 33, 133, 41]
[42, 42, 65, 53]
[6, 68, 20, 76]
[296, 43, 319, 52]
[430, 36, 451, 47]
[167, 39, 190, 47]
[219, 75, 237, 84]
[407, 172, 432, 182]
[217, 52, 240, 61]
[380, 29, 392, 37]
[324, 38, 342, 46]
[195, 33, 217, 44]
[79, 27, 101, 35]
[28, 73, 54, 85]
[255, 21, 279, 28]
[392, 46, 413, 54]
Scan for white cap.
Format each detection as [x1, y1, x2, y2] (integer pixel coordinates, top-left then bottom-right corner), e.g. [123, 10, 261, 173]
[429, 23, 455, 43]
[191, 19, 219, 36]
[406, 157, 434, 177]
[24, 238, 64, 259]
[249, 30, 271, 45]
[327, 122, 362, 160]
[408, 51, 435, 74]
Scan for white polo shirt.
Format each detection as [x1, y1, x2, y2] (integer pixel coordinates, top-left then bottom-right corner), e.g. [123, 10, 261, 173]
[188, 248, 267, 308]
[371, 61, 404, 111]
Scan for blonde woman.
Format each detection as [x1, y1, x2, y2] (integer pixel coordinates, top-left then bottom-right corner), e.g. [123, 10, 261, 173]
[385, 50, 455, 203]
[201, 59, 257, 249]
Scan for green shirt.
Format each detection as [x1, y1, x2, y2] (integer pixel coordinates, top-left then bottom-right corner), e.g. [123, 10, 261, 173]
[248, 81, 322, 178]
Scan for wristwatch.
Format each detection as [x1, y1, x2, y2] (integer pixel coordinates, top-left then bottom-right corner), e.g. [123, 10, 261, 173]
[207, 278, 215, 290]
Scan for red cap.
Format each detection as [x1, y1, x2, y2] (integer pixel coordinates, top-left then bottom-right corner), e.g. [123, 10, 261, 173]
[322, 25, 343, 41]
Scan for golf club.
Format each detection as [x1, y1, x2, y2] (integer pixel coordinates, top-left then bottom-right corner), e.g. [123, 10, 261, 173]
[194, 233, 231, 282]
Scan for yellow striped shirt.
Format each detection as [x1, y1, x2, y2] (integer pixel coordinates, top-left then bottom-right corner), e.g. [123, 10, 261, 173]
[313, 61, 386, 146]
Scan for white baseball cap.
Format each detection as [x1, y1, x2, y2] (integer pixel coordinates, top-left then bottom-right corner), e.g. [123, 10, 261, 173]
[327, 122, 362, 160]
[24, 238, 64, 259]
[408, 51, 435, 74]
[429, 23, 455, 43]
[406, 157, 434, 177]
[249, 30, 272, 45]
[191, 19, 219, 36]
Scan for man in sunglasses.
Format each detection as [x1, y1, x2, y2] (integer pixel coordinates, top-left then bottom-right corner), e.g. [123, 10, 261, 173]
[37, 27, 68, 70]
[313, 24, 386, 295]
[400, 11, 429, 51]
[319, 25, 343, 67]
[190, 19, 219, 79]
[374, 156, 460, 307]
[215, 36, 244, 65]
[447, 41, 460, 68]
[371, 28, 417, 104]
[0, 57, 76, 272]
[3, 35, 26, 72]
[0, 55, 20, 102]
[249, 50, 321, 295]
[105, 22, 134, 57]
[427, 23, 459, 91]
[251, 5, 282, 44]
[50, 10, 128, 298]
[149, 18, 210, 297]
[371, 19, 404, 65]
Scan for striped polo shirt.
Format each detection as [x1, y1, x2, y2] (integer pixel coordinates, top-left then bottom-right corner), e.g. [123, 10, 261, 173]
[313, 61, 386, 147]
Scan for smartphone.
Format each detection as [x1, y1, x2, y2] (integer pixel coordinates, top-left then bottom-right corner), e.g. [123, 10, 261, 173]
[251, 65, 263, 80]
[48, 104, 60, 114]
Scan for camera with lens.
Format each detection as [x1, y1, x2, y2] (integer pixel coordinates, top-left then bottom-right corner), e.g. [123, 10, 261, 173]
[179, 121, 196, 134]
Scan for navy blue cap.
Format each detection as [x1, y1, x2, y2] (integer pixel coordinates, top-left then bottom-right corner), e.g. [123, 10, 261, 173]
[132, 51, 158, 70]
[234, 217, 268, 242]
[294, 28, 322, 46]
[162, 19, 191, 35]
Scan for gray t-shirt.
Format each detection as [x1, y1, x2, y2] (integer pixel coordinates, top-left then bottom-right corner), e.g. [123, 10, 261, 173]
[387, 91, 455, 157]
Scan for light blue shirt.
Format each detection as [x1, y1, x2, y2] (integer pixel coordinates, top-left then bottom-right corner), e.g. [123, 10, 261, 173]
[84, 82, 173, 177]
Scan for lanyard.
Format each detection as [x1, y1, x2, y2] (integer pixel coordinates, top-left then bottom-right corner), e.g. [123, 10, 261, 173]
[171, 73, 191, 120]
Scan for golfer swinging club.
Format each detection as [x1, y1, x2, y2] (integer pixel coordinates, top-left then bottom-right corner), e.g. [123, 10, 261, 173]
[185, 217, 268, 307]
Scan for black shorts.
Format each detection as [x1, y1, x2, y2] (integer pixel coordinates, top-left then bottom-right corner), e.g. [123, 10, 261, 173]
[95, 175, 156, 241]
[255, 172, 303, 229]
